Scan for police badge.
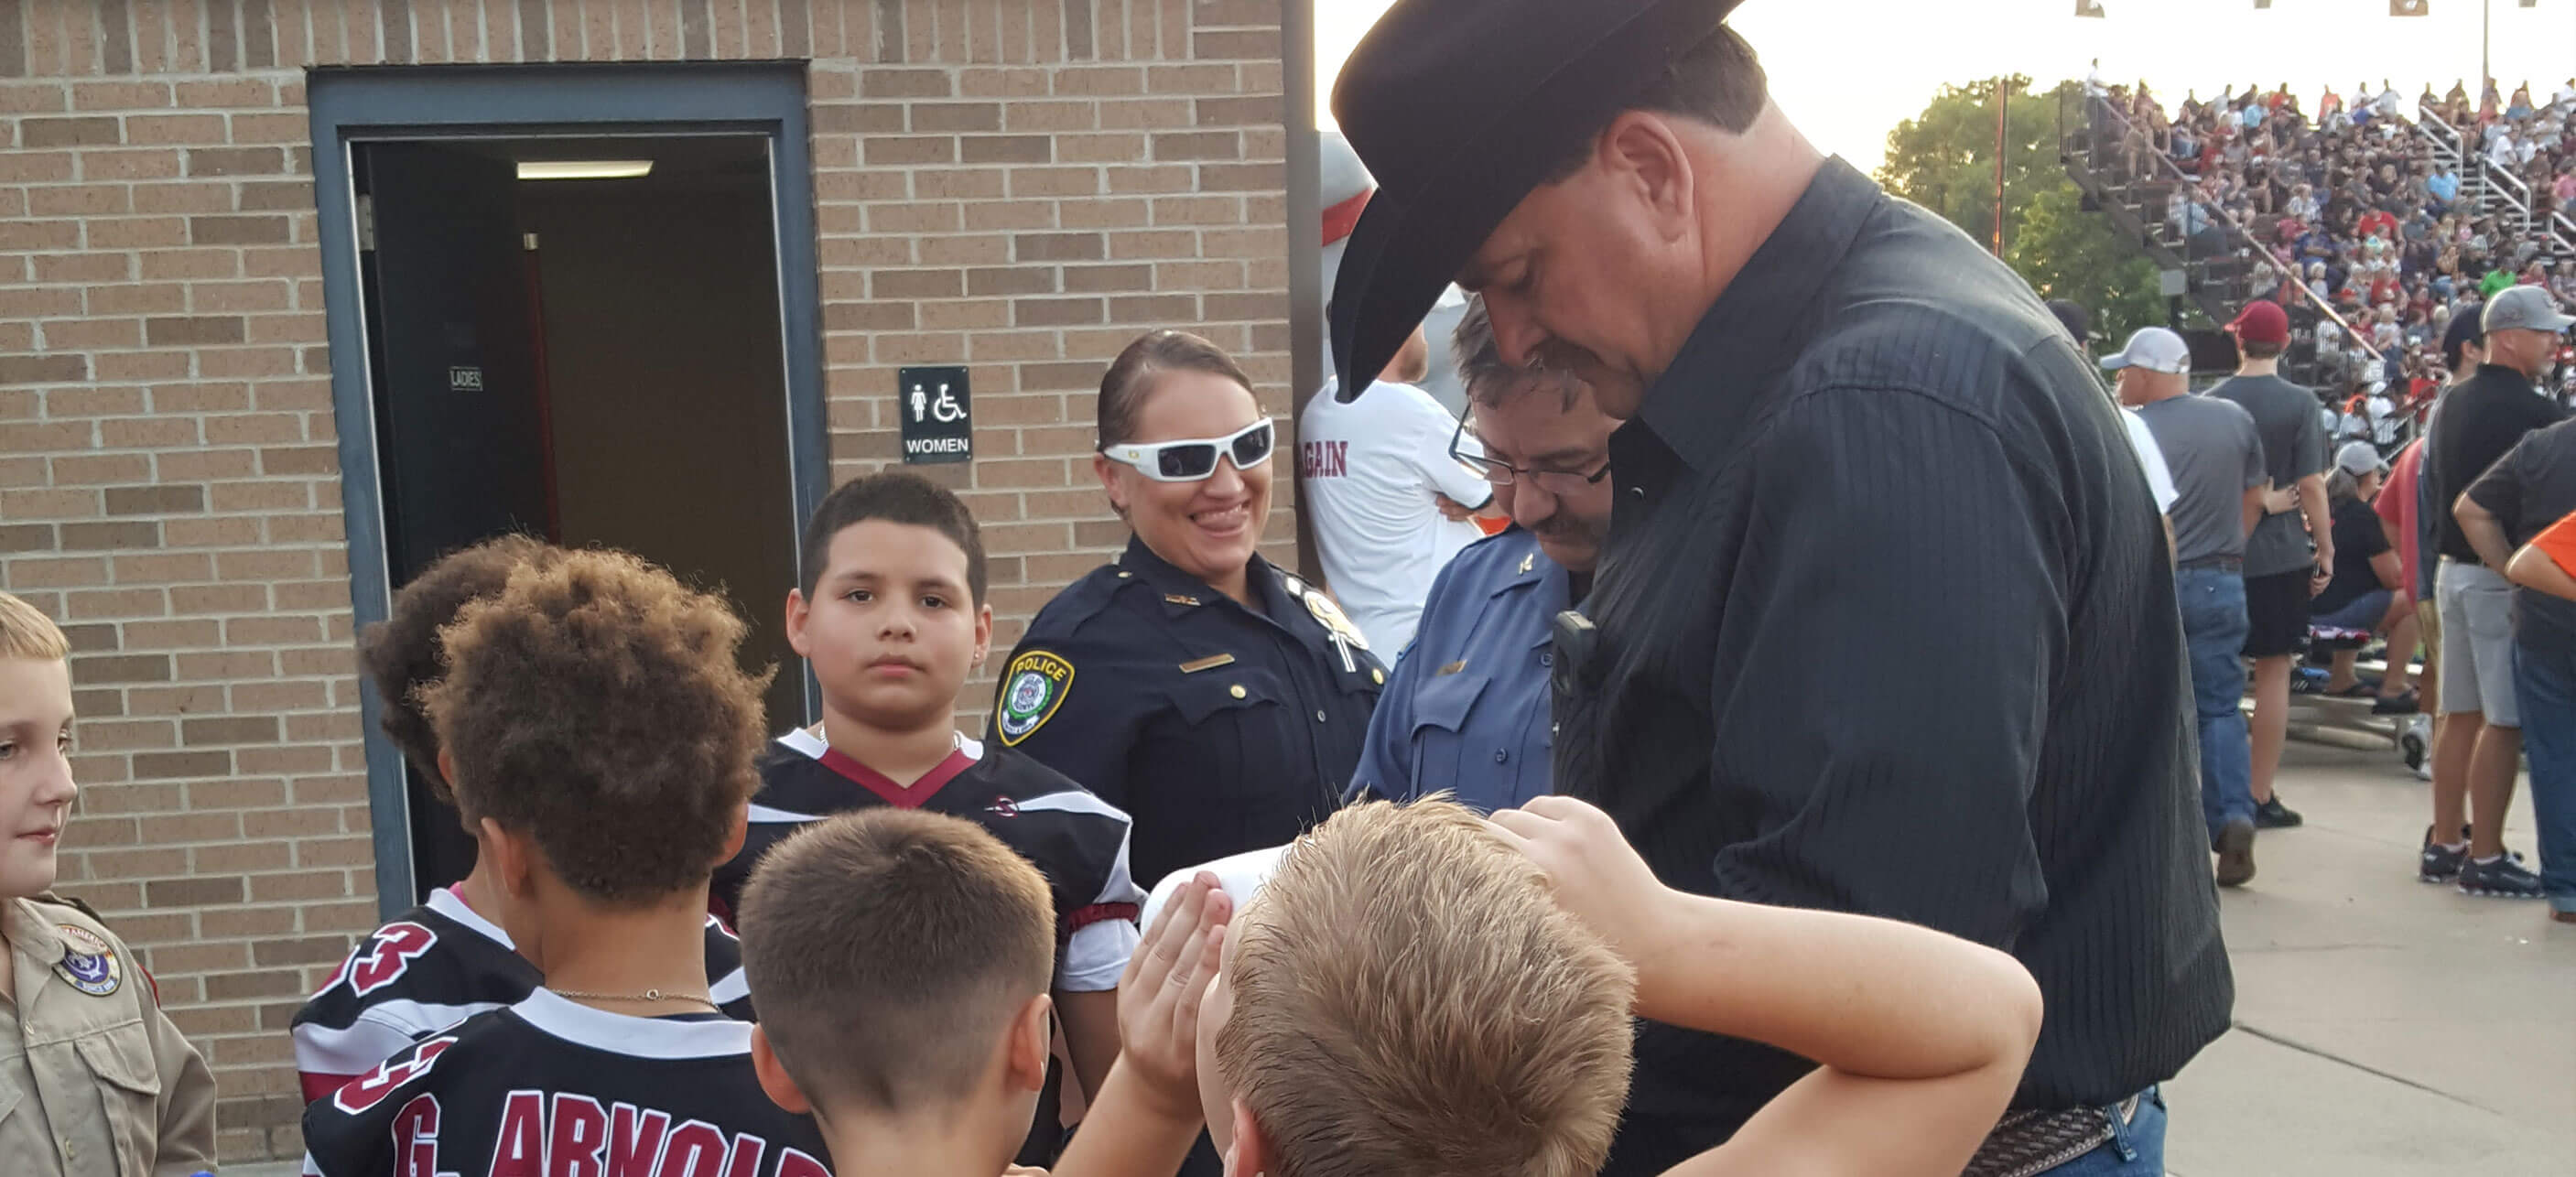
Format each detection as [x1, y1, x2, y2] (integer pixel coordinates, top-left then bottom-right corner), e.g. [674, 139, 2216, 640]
[996, 650, 1075, 747]
[54, 923, 122, 997]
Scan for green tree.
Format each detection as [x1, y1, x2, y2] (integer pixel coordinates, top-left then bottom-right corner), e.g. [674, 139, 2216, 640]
[1876, 77, 2170, 341]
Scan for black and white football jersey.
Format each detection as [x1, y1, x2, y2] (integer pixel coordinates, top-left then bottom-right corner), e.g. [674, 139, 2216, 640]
[712, 729, 1143, 992]
[301, 988, 829, 1177]
[292, 886, 752, 1103]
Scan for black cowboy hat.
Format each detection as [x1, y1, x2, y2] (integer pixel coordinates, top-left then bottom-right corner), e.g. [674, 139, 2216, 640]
[1326, 0, 1748, 400]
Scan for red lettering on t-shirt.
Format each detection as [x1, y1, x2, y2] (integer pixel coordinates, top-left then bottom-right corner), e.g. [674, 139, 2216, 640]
[654, 1121, 729, 1177]
[391, 1094, 446, 1177]
[488, 1090, 547, 1177]
[604, 1105, 672, 1177]
[547, 1093, 611, 1177]
[718, 1132, 766, 1177]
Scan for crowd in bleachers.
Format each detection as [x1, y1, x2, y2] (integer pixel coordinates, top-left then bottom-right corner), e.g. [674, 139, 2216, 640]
[2086, 77, 2576, 439]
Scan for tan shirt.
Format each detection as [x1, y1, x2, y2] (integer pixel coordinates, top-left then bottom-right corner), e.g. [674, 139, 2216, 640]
[0, 895, 215, 1177]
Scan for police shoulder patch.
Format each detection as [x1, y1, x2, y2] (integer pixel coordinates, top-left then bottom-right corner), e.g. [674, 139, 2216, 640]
[996, 650, 1076, 747]
[53, 923, 122, 997]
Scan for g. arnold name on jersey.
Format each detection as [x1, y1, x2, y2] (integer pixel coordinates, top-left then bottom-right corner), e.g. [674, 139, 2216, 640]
[328, 1042, 829, 1177]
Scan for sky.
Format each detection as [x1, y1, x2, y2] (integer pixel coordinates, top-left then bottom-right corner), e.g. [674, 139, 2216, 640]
[1315, 0, 2576, 175]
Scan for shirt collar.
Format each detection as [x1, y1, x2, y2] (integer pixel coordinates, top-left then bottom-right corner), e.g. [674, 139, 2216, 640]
[1117, 534, 1285, 617]
[1634, 157, 1884, 470]
[4, 897, 65, 966]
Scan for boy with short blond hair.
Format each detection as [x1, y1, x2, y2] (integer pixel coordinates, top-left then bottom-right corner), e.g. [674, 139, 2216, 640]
[740, 808, 1222, 1177]
[1187, 796, 2044, 1177]
[0, 592, 218, 1177]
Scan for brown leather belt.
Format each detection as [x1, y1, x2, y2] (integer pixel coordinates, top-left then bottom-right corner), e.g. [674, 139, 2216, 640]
[1961, 1094, 2141, 1177]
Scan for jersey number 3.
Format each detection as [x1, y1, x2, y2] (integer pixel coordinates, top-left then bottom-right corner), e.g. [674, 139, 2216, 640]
[333, 1038, 455, 1115]
[348, 922, 438, 997]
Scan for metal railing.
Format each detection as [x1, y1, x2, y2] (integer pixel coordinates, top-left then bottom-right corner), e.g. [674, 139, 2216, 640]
[2413, 98, 2576, 259]
[2063, 90, 2382, 367]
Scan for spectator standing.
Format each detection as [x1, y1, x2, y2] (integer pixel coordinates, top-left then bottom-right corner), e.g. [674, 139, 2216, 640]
[2422, 286, 2571, 897]
[2458, 417, 2576, 922]
[2210, 300, 2334, 830]
[1301, 321, 1494, 656]
[2110, 328, 2266, 886]
[1327, 6, 2230, 1173]
[2410, 310, 2485, 793]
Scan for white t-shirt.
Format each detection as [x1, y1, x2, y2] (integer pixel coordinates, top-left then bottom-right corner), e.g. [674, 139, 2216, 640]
[2119, 407, 2180, 514]
[1300, 379, 1491, 656]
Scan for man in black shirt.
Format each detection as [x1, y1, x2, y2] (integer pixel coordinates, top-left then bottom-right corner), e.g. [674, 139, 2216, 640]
[2423, 286, 2571, 898]
[1325, 3, 2229, 1174]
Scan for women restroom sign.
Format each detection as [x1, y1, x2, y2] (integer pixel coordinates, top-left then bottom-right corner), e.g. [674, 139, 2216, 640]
[898, 366, 973, 464]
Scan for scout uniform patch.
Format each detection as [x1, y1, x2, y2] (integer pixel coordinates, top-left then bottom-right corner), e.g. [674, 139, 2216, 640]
[53, 923, 122, 997]
[996, 651, 1075, 746]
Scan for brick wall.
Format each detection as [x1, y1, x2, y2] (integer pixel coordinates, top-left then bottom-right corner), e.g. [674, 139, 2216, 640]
[0, 0, 1291, 1161]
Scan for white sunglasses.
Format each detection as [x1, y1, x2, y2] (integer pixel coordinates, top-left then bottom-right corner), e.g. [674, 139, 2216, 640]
[1099, 418, 1276, 482]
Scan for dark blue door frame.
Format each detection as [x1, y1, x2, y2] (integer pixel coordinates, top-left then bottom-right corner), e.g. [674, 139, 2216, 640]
[307, 63, 830, 920]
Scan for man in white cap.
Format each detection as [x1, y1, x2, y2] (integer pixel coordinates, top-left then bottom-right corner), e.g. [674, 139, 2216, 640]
[2111, 327, 2269, 887]
[2421, 285, 2572, 898]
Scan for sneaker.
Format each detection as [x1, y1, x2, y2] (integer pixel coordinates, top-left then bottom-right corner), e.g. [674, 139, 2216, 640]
[2255, 795, 2304, 828]
[2457, 854, 2546, 899]
[2419, 828, 2468, 883]
[2553, 909, 2576, 925]
[2213, 818, 2257, 888]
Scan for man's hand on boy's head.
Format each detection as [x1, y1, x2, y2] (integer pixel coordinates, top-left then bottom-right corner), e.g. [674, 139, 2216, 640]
[1488, 796, 1672, 980]
[1113, 870, 1228, 1119]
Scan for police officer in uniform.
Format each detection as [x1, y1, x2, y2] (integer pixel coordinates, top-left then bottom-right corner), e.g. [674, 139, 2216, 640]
[993, 330, 1387, 893]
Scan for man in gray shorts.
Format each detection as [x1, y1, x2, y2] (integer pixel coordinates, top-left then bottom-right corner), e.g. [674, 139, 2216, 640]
[2424, 286, 2571, 898]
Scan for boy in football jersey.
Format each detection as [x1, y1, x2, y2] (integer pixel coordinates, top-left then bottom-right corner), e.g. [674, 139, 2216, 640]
[709, 472, 1142, 1158]
[738, 810, 1225, 1177]
[1188, 796, 2045, 1177]
[302, 551, 829, 1177]
[292, 536, 752, 1103]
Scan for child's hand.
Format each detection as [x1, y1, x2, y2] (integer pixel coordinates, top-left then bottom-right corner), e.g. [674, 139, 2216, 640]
[1114, 871, 1229, 1118]
[1488, 796, 1672, 975]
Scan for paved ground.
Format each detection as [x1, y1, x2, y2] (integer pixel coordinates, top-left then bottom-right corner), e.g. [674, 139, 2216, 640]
[2163, 739, 2575, 1175]
[234, 738, 2573, 1177]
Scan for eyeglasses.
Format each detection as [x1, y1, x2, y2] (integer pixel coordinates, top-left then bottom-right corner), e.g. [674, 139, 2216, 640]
[1099, 418, 1275, 482]
[1447, 417, 1611, 496]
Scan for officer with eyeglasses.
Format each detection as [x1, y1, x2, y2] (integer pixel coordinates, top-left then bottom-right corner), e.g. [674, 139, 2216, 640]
[990, 329, 1390, 902]
[1348, 297, 1620, 811]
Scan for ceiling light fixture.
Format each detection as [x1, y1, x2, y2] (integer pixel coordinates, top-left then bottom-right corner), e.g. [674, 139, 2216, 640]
[515, 159, 654, 181]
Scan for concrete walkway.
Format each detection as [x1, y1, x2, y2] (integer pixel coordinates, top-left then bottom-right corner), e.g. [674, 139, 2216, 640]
[2164, 740, 2575, 1175]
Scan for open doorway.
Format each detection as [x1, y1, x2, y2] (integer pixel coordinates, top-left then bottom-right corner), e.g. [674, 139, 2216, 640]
[353, 134, 804, 896]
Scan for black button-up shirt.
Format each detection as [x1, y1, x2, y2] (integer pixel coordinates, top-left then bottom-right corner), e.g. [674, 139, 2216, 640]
[1554, 158, 2233, 1176]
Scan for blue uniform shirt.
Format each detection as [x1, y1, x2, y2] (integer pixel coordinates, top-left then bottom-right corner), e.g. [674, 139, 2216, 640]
[1348, 526, 1566, 812]
[992, 535, 1388, 890]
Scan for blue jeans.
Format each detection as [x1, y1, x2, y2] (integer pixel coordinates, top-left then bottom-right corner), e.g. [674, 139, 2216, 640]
[2514, 635, 2576, 914]
[2178, 568, 2256, 837]
[2036, 1088, 2168, 1176]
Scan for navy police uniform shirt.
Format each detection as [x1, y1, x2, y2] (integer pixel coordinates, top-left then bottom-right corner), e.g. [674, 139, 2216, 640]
[1348, 526, 1564, 811]
[993, 535, 1388, 889]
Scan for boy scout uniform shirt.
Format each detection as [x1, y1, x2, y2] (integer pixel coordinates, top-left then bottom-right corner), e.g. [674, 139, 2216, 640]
[0, 894, 216, 1177]
[291, 886, 753, 1103]
[1347, 526, 1564, 811]
[994, 536, 1387, 890]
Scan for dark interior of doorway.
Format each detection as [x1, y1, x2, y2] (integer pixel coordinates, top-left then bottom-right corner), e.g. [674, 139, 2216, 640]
[354, 135, 801, 900]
